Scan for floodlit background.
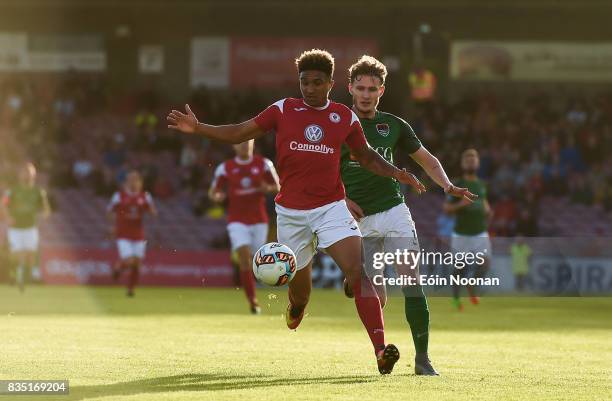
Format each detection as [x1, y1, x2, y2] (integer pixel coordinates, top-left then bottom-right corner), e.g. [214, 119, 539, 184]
[0, 2, 611, 400]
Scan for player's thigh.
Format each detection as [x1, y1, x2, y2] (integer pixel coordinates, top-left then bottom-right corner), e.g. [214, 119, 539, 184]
[452, 232, 491, 261]
[7, 229, 25, 254]
[362, 235, 384, 280]
[324, 235, 363, 283]
[357, 213, 380, 238]
[249, 223, 269, 251]
[227, 222, 251, 251]
[383, 203, 419, 240]
[18, 228, 39, 253]
[132, 241, 147, 262]
[117, 239, 137, 261]
[289, 259, 312, 304]
[276, 207, 316, 271]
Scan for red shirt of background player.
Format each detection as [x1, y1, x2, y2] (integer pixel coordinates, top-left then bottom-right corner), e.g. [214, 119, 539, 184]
[107, 190, 154, 240]
[211, 155, 277, 224]
[254, 98, 367, 210]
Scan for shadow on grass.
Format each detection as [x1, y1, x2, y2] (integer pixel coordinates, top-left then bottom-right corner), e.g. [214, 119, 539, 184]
[61, 373, 381, 400]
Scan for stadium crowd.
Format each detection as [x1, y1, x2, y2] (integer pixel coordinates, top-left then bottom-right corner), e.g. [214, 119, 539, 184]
[1, 74, 612, 242]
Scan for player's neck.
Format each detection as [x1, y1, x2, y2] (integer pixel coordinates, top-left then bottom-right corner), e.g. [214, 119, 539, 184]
[352, 105, 376, 119]
[463, 173, 478, 181]
[235, 155, 253, 165]
[124, 188, 140, 195]
[303, 98, 330, 110]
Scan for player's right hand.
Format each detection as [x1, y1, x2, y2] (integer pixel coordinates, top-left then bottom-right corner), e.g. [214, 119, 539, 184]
[210, 191, 226, 203]
[167, 104, 199, 134]
[395, 169, 426, 194]
[345, 197, 364, 221]
[445, 184, 478, 203]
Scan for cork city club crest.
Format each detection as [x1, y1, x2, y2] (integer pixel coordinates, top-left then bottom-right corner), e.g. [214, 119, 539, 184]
[376, 123, 390, 136]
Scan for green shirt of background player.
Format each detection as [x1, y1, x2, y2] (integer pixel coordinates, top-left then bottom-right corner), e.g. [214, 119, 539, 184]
[443, 149, 493, 311]
[340, 55, 477, 376]
[0, 162, 51, 292]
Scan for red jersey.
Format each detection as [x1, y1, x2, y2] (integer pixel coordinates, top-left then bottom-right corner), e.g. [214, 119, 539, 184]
[211, 155, 277, 224]
[107, 190, 154, 240]
[254, 98, 367, 210]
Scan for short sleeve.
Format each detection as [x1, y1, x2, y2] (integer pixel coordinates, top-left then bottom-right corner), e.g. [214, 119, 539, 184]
[345, 111, 368, 151]
[397, 118, 421, 154]
[262, 158, 278, 184]
[144, 192, 155, 210]
[253, 99, 285, 132]
[210, 163, 227, 192]
[107, 192, 121, 212]
[2, 190, 10, 207]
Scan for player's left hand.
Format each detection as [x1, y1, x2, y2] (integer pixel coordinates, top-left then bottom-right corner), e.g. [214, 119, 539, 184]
[258, 183, 274, 194]
[445, 184, 478, 202]
[395, 169, 426, 194]
[167, 104, 199, 134]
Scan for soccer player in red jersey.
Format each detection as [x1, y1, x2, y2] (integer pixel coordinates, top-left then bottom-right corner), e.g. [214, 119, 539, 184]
[210, 139, 280, 314]
[167, 49, 425, 374]
[107, 170, 158, 297]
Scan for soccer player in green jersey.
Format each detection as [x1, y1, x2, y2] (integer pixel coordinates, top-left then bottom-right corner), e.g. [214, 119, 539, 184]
[341, 56, 477, 376]
[0, 162, 50, 292]
[443, 149, 493, 311]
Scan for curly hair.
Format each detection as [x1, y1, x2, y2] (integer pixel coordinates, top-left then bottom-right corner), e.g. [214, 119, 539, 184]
[295, 49, 334, 78]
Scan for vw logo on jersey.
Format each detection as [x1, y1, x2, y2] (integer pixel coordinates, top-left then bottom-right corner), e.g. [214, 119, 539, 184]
[329, 112, 341, 123]
[376, 123, 390, 137]
[240, 177, 252, 188]
[304, 124, 324, 143]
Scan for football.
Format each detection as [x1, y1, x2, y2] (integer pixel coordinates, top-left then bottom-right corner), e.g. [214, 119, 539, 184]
[252, 242, 297, 286]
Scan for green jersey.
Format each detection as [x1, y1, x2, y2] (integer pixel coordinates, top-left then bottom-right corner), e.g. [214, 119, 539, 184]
[341, 111, 421, 216]
[449, 177, 488, 235]
[3, 185, 45, 229]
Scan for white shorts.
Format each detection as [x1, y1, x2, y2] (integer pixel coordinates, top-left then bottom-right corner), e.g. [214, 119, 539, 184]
[227, 222, 269, 251]
[276, 200, 361, 270]
[359, 203, 420, 280]
[8, 227, 39, 252]
[451, 231, 492, 257]
[117, 239, 147, 260]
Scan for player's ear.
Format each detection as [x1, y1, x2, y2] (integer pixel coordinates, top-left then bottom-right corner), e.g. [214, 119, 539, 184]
[379, 85, 386, 97]
[348, 83, 354, 95]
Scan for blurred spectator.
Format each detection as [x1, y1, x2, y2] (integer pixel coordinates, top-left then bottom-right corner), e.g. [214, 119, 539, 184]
[511, 236, 532, 292]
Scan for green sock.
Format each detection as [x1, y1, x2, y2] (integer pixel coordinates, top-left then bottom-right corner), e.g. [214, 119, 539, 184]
[403, 286, 430, 354]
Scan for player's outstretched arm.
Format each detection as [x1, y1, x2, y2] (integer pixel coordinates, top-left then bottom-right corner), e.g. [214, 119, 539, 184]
[167, 104, 266, 144]
[410, 146, 478, 202]
[351, 145, 426, 194]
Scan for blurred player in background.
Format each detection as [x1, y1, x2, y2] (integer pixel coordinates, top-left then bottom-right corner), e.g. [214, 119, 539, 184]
[0, 162, 50, 293]
[167, 49, 427, 374]
[209, 139, 280, 314]
[107, 170, 158, 297]
[443, 149, 492, 311]
[342, 55, 476, 375]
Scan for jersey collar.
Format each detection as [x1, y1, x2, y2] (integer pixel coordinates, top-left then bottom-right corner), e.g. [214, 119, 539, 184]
[234, 156, 253, 165]
[302, 99, 330, 111]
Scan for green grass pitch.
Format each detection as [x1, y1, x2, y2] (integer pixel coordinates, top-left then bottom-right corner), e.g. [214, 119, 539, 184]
[0, 285, 610, 401]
